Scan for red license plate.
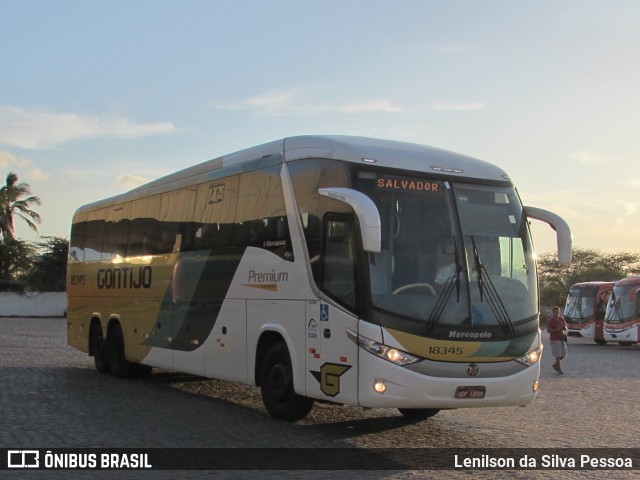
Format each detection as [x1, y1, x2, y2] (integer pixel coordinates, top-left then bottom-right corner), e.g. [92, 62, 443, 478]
[455, 386, 486, 399]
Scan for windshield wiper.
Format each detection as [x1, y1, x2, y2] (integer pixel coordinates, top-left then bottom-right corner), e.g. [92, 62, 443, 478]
[565, 294, 576, 320]
[611, 298, 624, 323]
[471, 236, 516, 336]
[565, 294, 586, 322]
[471, 236, 485, 302]
[426, 237, 463, 335]
[453, 235, 462, 301]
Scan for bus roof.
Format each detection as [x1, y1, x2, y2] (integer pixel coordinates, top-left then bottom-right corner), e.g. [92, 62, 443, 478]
[570, 281, 615, 288]
[76, 135, 512, 214]
[614, 276, 640, 287]
[283, 136, 510, 182]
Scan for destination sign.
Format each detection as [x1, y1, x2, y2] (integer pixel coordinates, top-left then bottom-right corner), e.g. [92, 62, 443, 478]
[376, 177, 441, 193]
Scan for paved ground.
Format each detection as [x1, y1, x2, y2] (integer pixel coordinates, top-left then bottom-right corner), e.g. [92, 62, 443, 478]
[1, 317, 638, 479]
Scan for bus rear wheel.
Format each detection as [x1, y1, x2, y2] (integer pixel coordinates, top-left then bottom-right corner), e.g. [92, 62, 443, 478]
[90, 323, 110, 374]
[397, 408, 440, 420]
[108, 323, 136, 378]
[260, 342, 313, 421]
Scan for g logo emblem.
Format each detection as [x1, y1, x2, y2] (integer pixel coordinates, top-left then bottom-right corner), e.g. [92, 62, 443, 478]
[310, 363, 352, 397]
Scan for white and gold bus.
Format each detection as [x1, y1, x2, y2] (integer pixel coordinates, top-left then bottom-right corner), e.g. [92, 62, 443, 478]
[67, 136, 572, 421]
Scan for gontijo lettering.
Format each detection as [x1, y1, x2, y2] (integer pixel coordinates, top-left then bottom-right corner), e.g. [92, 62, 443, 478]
[97, 266, 152, 289]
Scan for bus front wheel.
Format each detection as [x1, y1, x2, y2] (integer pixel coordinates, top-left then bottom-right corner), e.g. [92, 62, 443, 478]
[398, 408, 440, 420]
[260, 342, 313, 422]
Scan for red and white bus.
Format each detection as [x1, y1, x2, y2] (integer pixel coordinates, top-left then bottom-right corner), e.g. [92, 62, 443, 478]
[563, 282, 613, 345]
[604, 276, 640, 346]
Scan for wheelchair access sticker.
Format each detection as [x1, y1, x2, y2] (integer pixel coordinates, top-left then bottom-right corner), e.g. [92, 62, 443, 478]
[320, 304, 329, 322]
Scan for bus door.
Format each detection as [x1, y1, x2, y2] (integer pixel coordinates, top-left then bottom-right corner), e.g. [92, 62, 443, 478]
[304, 214, 359, 404]
[595, 288, 612, 341]
[305, 301, 359, 404]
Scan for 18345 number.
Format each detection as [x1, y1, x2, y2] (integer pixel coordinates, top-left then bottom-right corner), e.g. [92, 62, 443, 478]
[427, 346, 464, 355]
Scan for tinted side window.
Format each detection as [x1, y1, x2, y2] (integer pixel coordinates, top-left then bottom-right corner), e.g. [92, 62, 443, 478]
[288, 159, 351, 280]
[321, 214, 357, 309]
[191, 166, 293, 260]
[160, 188, 197, 253]
[101, 206, 129, 260]
[236, 165, 292, 260]
[84, 218, 105, 262]
[69, 220, 86, 262]
[127, 196, 161, 256]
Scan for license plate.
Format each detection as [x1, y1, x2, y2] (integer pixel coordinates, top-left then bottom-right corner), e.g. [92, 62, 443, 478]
[455, 386, 486, 399]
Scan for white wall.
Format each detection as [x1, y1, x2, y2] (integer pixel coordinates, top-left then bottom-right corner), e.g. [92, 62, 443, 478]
[0, 292, 67, 317]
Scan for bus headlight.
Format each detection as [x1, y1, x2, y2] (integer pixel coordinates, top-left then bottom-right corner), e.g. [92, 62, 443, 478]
[515, 344, 543, 366]
[346, 328, 420, 366]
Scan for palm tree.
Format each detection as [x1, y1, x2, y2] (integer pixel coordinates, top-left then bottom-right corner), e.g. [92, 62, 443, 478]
[0, 171, 42, 240]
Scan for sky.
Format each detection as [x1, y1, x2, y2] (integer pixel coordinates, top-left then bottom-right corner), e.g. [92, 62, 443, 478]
[1, 0, 639, 255]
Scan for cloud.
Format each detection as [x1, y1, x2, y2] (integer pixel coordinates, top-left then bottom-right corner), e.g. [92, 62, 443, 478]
[612, 195, 636, 226]
[0, 150, 29, 169]
[214, 87, 402, 116]
[617, 198, 637, 216]
[26, 166, 49, 181]
[116, 174, 150, 190]
[242, 89, 299, 115]
[623, 178, 640, 188]
[0, 150, 50, 181]
[64, 169, 90, 180]
[341, 100, 402, 113]
[216, 87, 488, 117]
[433, 101, 487, 111]
[569, 152, 611, 164]
[0, 106, 177, 149]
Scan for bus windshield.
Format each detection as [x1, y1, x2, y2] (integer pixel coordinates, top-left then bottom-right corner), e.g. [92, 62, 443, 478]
[564, 285, 597, 323]
[354, 170, 538, 332]
[606, 284, 640, 324]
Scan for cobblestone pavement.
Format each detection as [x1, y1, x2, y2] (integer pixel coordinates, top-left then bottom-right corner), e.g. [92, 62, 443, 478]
[1, 317, 638, 479]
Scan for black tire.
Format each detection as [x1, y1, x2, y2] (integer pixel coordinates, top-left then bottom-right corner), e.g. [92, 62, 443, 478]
[594, 339, 607, 346]
[260, 342, 313, 421]
[108, 323, 136, 378]
[135, 364, 153, 378]
[397, 408, 440, 420]
[90, 323, 110, 374]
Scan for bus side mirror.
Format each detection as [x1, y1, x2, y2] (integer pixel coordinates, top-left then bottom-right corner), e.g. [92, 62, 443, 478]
[319, 188, 381, 253]
[524, 206, 573, 265]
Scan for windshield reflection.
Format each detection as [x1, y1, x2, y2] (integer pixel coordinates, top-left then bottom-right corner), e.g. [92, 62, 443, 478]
[606, 284, 640, 324]
[455, 185, 537, 330]
[355, 171, 538, 332]
[564, 286, 597, 323]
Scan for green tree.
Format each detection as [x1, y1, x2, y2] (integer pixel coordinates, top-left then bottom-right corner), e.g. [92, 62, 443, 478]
[0, 238, 35, 291]
[24, 236, 69, 292]
[0, 171, 42, 240]
[538, 248, 640, 306]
